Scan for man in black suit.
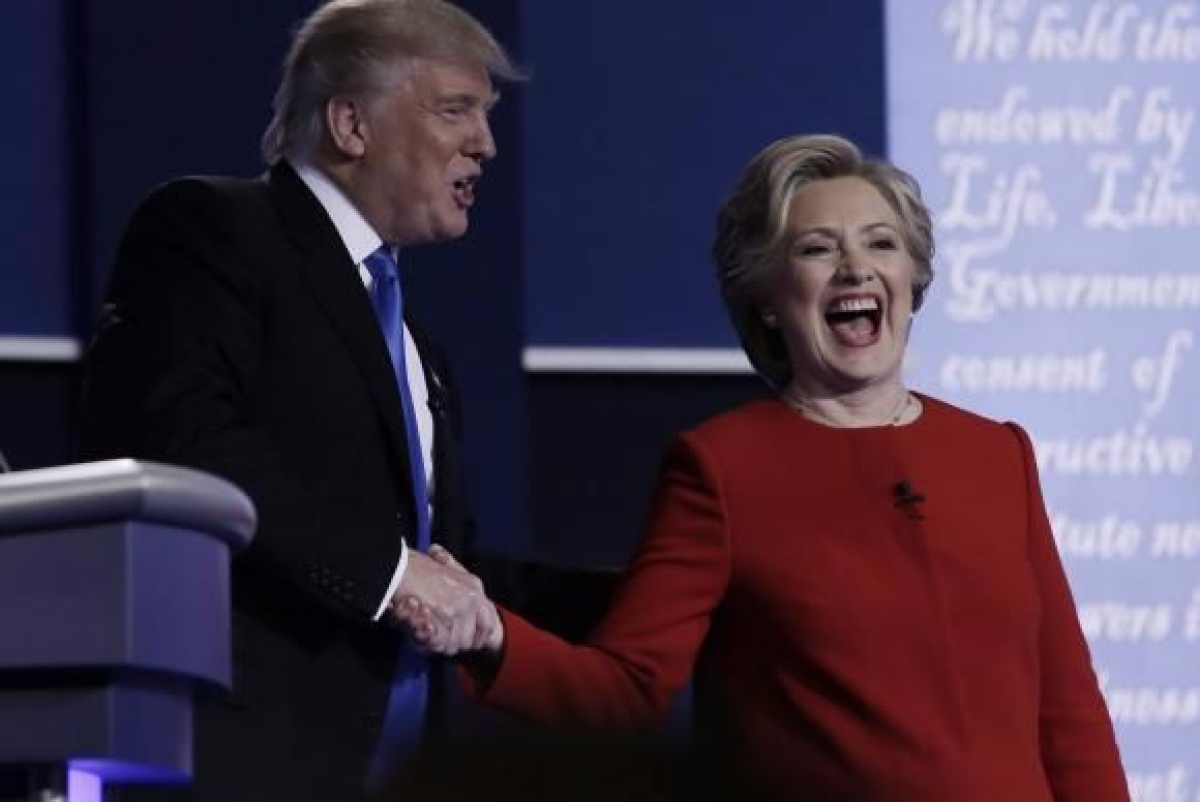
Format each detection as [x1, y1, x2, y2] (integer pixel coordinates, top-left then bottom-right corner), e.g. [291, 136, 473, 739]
[79, 1, 523, 798]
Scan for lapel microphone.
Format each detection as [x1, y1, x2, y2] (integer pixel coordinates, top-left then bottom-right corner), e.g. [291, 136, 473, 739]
[425, 369, 446, 414]
[893, 480, 926, 520]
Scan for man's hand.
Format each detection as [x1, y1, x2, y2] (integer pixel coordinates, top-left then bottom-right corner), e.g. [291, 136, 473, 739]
[389, 545, 504, 655]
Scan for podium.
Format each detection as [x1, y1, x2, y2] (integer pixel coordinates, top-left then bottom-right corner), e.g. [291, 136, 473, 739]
[0, 460, 255, 801]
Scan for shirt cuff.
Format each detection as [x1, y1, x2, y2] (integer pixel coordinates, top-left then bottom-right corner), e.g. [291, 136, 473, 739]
[372, 538, 410, 621]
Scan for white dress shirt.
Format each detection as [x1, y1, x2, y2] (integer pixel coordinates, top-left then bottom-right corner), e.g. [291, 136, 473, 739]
[292, 161, 434, 621]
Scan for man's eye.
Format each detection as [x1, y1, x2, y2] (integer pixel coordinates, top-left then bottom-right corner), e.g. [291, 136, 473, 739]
[440, 105, 468, 120]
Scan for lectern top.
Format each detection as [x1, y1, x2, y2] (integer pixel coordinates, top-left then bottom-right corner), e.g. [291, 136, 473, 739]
[0, 459, 255, 550]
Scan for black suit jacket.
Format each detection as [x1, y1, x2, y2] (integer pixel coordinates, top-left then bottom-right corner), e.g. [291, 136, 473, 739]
[80, 162, 481, 800]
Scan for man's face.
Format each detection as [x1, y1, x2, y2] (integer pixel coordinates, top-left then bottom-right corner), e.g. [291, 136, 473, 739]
[355, 59, 498, 245]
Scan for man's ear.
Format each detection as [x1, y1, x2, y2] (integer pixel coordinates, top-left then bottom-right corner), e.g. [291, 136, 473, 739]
[325, 96, 368, 159]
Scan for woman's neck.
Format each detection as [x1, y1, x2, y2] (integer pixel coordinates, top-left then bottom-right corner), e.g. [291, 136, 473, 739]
[781, 382, 918, 428]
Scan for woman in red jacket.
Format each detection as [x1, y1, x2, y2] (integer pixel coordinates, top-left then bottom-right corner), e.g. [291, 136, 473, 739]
[413, 133, 1130, 802]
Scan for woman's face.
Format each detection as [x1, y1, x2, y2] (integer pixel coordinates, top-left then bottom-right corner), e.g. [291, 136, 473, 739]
[765, 175, 917, 397]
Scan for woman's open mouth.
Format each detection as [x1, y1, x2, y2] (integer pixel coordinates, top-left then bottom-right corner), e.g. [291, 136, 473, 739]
[824, 295, 882, 347]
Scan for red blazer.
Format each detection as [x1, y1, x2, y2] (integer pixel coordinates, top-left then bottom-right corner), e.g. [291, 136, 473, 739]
[475, 395, 1129, 801]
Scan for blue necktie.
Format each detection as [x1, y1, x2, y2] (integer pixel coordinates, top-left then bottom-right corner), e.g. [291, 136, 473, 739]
[362, 246, 431, 791]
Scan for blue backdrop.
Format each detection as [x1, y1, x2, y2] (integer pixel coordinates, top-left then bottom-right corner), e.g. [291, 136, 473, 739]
[1, 0, 73, 346]
[520, 0, 886, 351]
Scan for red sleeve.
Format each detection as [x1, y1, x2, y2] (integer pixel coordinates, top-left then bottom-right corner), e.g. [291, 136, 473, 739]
[465, 433, 731, 730]
[1008, 423, 1130, 801]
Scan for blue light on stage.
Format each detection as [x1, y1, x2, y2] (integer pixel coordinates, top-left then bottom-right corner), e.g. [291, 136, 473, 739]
[67, 769, 100, 802]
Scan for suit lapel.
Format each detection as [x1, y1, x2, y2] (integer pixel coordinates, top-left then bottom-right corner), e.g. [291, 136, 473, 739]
[265, 162, 412, 475]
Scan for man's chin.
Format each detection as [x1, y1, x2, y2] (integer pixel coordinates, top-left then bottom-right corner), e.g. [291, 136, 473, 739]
[434, 213, 470, 241]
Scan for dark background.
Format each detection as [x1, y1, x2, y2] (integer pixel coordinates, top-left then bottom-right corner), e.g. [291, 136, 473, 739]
[0, 0, 884, 567]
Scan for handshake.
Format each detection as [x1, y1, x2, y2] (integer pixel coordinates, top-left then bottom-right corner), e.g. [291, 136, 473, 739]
[387, 544, 504, 656]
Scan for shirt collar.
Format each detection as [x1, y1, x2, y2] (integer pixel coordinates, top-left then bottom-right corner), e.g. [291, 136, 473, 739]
[290, 160, 388, 266]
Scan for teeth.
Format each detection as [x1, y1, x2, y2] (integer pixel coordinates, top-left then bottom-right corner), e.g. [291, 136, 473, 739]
[828, 297, 879, 314]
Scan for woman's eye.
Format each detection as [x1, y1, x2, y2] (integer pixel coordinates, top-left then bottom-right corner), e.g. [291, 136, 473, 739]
[798, 243, 831, 257]
[870, 238, 898, 250]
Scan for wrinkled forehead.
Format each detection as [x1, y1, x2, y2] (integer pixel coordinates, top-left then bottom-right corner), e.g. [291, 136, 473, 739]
[389, 56, 498, 100]
[785, 176, 899, 233]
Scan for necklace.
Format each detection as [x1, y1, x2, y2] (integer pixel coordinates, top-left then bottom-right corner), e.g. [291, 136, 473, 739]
[782, 389, 916, 428]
